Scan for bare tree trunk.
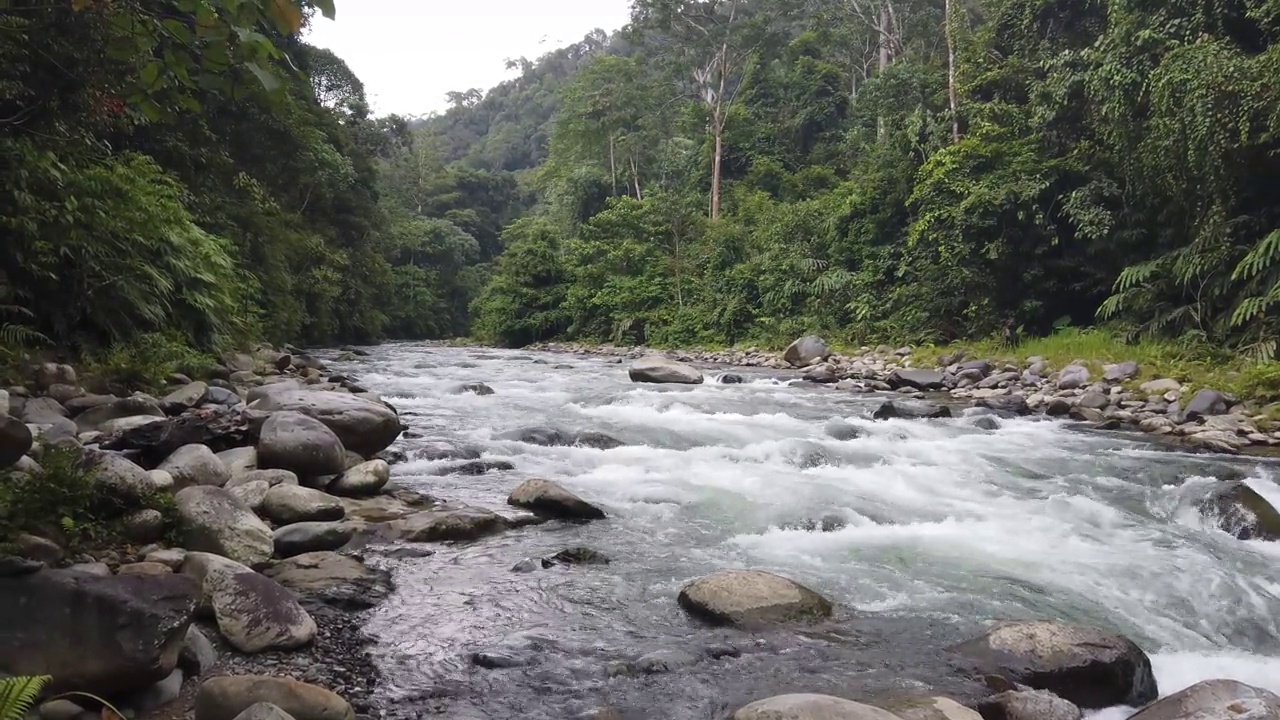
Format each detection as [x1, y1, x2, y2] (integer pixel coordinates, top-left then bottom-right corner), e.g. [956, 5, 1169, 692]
[945, 0, 960, 143]
[711, 123, 724, 219]
[630, 155, 643, 200]
[877, 6, 890, 142]
[608, 134, 618, 195]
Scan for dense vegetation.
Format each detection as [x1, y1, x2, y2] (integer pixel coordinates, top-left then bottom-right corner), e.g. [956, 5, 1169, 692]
[4, 0, 1279, 367]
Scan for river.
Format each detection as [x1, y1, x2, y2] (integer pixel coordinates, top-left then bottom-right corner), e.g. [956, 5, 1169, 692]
[323, 343, 1280, 720]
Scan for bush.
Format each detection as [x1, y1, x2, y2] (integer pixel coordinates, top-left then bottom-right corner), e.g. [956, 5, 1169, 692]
[81, 332, 214, 393]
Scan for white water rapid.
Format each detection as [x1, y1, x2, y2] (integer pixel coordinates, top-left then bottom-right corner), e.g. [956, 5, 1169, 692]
[325, 343, 1280, 720]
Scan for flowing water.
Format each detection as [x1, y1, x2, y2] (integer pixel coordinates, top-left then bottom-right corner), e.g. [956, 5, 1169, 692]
[324, 343, 1280, 720]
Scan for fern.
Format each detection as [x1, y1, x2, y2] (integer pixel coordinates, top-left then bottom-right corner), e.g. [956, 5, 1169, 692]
[0, 675, 50, 720]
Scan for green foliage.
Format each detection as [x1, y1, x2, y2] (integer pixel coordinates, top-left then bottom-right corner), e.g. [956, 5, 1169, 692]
[471, 218, 570, 346]
[82, 333, 215, 393]
[0, 675, 49, 720]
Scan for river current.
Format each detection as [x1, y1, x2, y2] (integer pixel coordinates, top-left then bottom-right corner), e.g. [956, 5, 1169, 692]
[324, 343, 1280, 720]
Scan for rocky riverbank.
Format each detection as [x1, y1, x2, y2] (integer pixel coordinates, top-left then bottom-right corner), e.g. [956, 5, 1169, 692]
[529, 337, 1280, 456]
[4, 342, 1279, 720]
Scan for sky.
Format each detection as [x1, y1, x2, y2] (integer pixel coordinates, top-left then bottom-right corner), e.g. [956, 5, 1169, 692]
[305, 0, 634, 118]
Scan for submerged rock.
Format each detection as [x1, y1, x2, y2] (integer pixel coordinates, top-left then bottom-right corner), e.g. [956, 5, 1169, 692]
[873, 400, 952, 420]
[677, 569, 832, 626]
[1198, 481, 1280, 541]
[950, 620, 1157, 708]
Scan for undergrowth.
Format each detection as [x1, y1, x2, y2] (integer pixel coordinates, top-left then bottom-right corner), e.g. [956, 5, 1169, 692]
[81, 332, 215, 392]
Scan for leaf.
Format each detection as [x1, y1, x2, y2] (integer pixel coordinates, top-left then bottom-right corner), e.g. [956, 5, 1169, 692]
[139, 61, 162, 89]
[245, 62, 280, 92]
[0, 675, 51, 720]
[312, 0, 336, 20]
[270, 0, 305, 33]
[71, 0, 93, 10]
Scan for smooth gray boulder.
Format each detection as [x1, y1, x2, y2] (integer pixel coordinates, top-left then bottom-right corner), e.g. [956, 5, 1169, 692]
[91, 451, 164, 504]
[231, 703, 298, 720]
[205, 564, 316, 653]
[163, 381, 209, 411]
[226, 468, 298, 489]
[328, 459, 390, 497]
[257, 411, 346, 478]
[678, 569, 832, 626]
[159, 443, 231, 490]
[1198, 481, 1280, 541]
[873, 400, 952, 420]
[249, 390, 401, 456]
[75, 396, 165, 433]
[1126, 679, 1280, 720]
[194, 675, 354, 720]
[273, 522, 358, 558]
[0, 414, 32, 467]
[217, 446, 258, 477]
[507, 478, 605, 520]
[228, 480, 271, 512]
[733, 694, 900, 720]
[261, 485, 345, 525]
[628, 356, 704, 385]
[888, 369, 946, 391]
[783, 336, 832, 367]
[977, 690, 1082, 720]
[175, 486, 274, 567]
[1186, 389, 1229, 419]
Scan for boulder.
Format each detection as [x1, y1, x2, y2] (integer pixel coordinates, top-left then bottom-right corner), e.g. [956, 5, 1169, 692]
[261, 485, 345, 525]
[1198, 481, 1280, 541]
[227, 468, 298, 489]
[888, 369, 946, 391]
[1140, 379, 1182, 395]
[783, 336, 832, 368]
[90, 451, 164, 504]
[0, 414, 33, 467]
[218, 446, 259, 477]
[873, 400, 952, 420]
[261, 551, 391, 610]
[976, 396, 1031, 416]
[21, 397, 77, 436]
[734, 694, 899, 720]
[1186, 389, 1229, 420]
[34, 363, 77, 391]
[205, 564, 316, 653]
[248, 390, 402, 457]
[101, 407, 259, 466]
[159, 443, 232, 489]
[75, 396, 165, 433]
[1057, 365, 1090, 390]
[328, 459, 390, 497]
[195, 676, 353, 720]
[163, 381, 210, 412]
[677, 569, 832, 626]
[886, 697, 983, 720]
[1078, 392, 1110, 410]
[507, 478, 605, 520]
[175, 486, 275, 567]
[825, 419, 863, 441]
[628, 356, 704, 385]
[453, 382, 495, 396]
[803, 364, 839, 384]
[951, 620, 1157, 708]
[0, 570, 197, 695]
[257, 411, 346, 478]
[231, 703, 298, 720]
[145, 548, 188, 570]
[384, 506, 511, 542]
[179, 625, 218, 677]
[122, 509, 167, 544]
[273, 521, 359, 558]
[977, 691, 1081, 720]
[1125, 679, 1280, 720]
[1103, 361, 1140, 383]
[228, 480, 271, 512]
[180, 551, 248, 616]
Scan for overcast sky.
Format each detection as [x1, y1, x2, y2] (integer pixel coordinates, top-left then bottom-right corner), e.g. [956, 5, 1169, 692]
[305, 0, 633, 118]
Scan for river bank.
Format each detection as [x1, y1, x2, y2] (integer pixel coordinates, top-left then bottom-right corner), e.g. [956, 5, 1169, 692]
[5, 342, 1280, 720]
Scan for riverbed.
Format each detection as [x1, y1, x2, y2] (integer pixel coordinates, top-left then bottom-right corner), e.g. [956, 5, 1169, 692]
[324, 343, 1280, 719]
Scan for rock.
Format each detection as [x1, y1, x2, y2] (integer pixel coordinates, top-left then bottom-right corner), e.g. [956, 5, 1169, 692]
[75, 396, 165, 433]
[45, 384, 82, 405]
[887, 697, 984, 720]
[873, 400, 952, 420]
[977, 371, 1021, 389]
[1186, 430, 1245, 453]
[101, 407, 259, 466]
[1057, 365, 1090, 390]
[888, 369, 946, 391]
[206, 386, 242, 407]
[628, 356, 704, 384]
[678, 569, 832, 626]
[384, 506, 511, 542]
[261, 551, 390, 610]
[784, 336, 833, 367]
[261, 485, 345, 525]
[1198, 481, 1280, 540]
[227, 468, 298, 489]
[717, 373, 745, 384]
[453, 382, 495, 396]
[38, 699, 85, 720]
[1045, 398, 1072, 416]
[1125, 679, 1280, 720]
[257, 411, 347, 478]
[1078, 391, 1110, 410]
[122, 509, 167, 544]
[977, 691, 1081, 720]
[194, 676, 354, 720]
[1103, 361, 1140, 382]
[548, 547, 610, 565]
[205, 564, 316, 653]
[1203, 414, 1257, 435]
[175, 486, 275, 567]
[145, 548, 188, 570]
[14, 533, 63, 564]
[179, 625, 218, 677]
[128, 667, 184, 712]
[34, 362, 77, 391]
[273, 521, 358, 558]
[972, 415, 1001, 431]
[163, 381, 209, 412]
[574, 430, 625, 449]
[218, 446, 259, 477]
[231, 703, 298, 720]
[20, 396, 77, 438]
[328, 459, 389, 497]
[825, 419, 863, 441]
[0, 570, 198, 695]
[1141, 378, 1182, 395]
[91, 451, 163, 504]
[0, 414, 33, 467]
[734, 694, 899, 720]
[159, 443, 232, 489]
[248, 389, 402, 456]
[951, 620, 1157, 708]
[976, 396, 1031, 416]
[223, 353, 256, 373]
[230, 371, 259, 384]
[507, 478, 605, 520]
[1186, 389, 1229, 419]
[66, 561, 110, 576]
[228, 480, 271, 512]
[803, 363, 839, 384]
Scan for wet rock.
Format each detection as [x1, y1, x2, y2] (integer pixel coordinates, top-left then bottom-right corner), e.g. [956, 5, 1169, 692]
[628, 356, 704, 385]
[261, 485, 345, 525]
[510, 557, 550, 573]
[159, 443, 232, 490]
[258, 411, 347, 478]
[1045, 398, 1072, 416]
[873, 400, 952, 420]
[972, 416, 1001, 431]
[499, 426, 569, 446]
[734, 694, 900, 720]
[175, 486, 275, 567]
[1198, 481, 1280, 540]
[273, 521, 359, 558]
[0, 570, 198, 695]
[508, 478, 606, 520]
[0, 414, 33, 467]
[977, 691, 1081, 720]
[249, 389, 402, 456]
[1186, 389, 1229, 420]
[328, 459, 390, 497]
[206, 563, 316, 652]
[1126, 679, 1280, 720]
[634, 649, 700, 675]
[574, 430, 625, 449]
[678, 569, 832, 626]
[195, 675, 354, 720]
[950, 620, 1157, 708]
[549, 547, 610, 565]
[453, 382, 495, 396]
[889, 369, 946, 391]
[825, 419, 863, 440]
[385, 506, 511, 542]
[179, 625, 218, 677]
[412, 439, 481, 461]
[1186, 430, 1245, 454]
[784, 336, 833, 368]
[718, 374, 745, 384]
[261, 551, 391, 611]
